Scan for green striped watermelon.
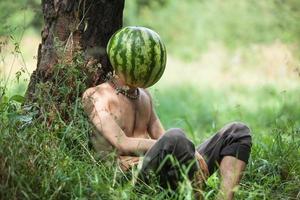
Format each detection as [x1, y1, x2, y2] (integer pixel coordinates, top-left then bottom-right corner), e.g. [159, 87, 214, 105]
[107, 26, 167, 88]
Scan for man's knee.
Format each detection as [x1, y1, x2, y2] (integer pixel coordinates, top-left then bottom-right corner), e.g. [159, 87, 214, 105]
[219, 122, 252, 164]
[220, 122, 252, 152]
[164, 128, 187, 140]
[225, 121, 250, 132]
[222, 122, 251, 137]
[159, 128, 195, 154]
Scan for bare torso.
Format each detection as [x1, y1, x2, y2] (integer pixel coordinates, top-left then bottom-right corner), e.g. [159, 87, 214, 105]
[83, 81, 164, 170]
[85, 82, 152, 138]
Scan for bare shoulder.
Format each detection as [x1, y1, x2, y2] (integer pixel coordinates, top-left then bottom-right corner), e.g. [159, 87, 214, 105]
[82, 83, 114, 113]
[139, 88, 153, 106]
[141, 88, 152, 98]
[83, 83, 114, 100]
[139, 88, 152, 101]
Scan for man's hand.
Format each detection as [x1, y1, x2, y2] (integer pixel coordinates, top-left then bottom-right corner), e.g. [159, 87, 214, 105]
[118, 156, 140, 171]
[195, 151, 209, 179]
[192, 152, 209, 200]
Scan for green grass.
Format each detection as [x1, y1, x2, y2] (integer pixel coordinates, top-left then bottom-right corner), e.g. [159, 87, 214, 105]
[153, 85, 300, 199]
[1, 0, 300, 198]
[1, 81, 299, 199]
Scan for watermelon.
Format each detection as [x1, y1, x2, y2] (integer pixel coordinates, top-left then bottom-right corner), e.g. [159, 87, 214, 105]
[107, 26, 167, 88]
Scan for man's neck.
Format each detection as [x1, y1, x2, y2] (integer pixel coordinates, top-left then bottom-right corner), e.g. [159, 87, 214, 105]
[109, 76, 140, 99]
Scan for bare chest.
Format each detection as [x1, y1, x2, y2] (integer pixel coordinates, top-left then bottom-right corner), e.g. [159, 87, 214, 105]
[110, 95, 151, 137]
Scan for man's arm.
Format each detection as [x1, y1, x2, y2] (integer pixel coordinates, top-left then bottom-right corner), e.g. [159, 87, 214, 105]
[83, 88, 156, 156]
[148, 108, 165, 139]
[144, 90, 165, 139]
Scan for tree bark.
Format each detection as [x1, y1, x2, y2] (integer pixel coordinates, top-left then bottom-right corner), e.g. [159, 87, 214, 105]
[25, 0, 125, 102]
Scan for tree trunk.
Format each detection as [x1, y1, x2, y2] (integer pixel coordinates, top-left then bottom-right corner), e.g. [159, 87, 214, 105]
[25, 0, 125, 102]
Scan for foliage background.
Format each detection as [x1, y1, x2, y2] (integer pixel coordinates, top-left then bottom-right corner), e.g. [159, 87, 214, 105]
[0, 0, 299, 199]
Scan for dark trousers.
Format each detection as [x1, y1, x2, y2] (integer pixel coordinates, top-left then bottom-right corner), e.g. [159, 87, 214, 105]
[139, 122, 252, 189]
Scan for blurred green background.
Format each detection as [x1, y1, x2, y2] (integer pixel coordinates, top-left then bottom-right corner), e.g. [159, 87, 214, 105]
[0, 0, 300, 199]
[1, 0, 300, 93]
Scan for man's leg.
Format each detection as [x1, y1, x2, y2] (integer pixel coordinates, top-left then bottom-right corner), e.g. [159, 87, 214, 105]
[218, 156, 246, 200]
[139, 128, 199, 189]
[197, 122, 252, 200]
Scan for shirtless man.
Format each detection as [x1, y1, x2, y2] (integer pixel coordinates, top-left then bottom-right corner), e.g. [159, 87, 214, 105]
[82, 75, 252, 200]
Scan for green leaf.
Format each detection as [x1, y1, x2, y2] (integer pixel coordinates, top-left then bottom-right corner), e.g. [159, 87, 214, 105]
[9, 95, 25, 103]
